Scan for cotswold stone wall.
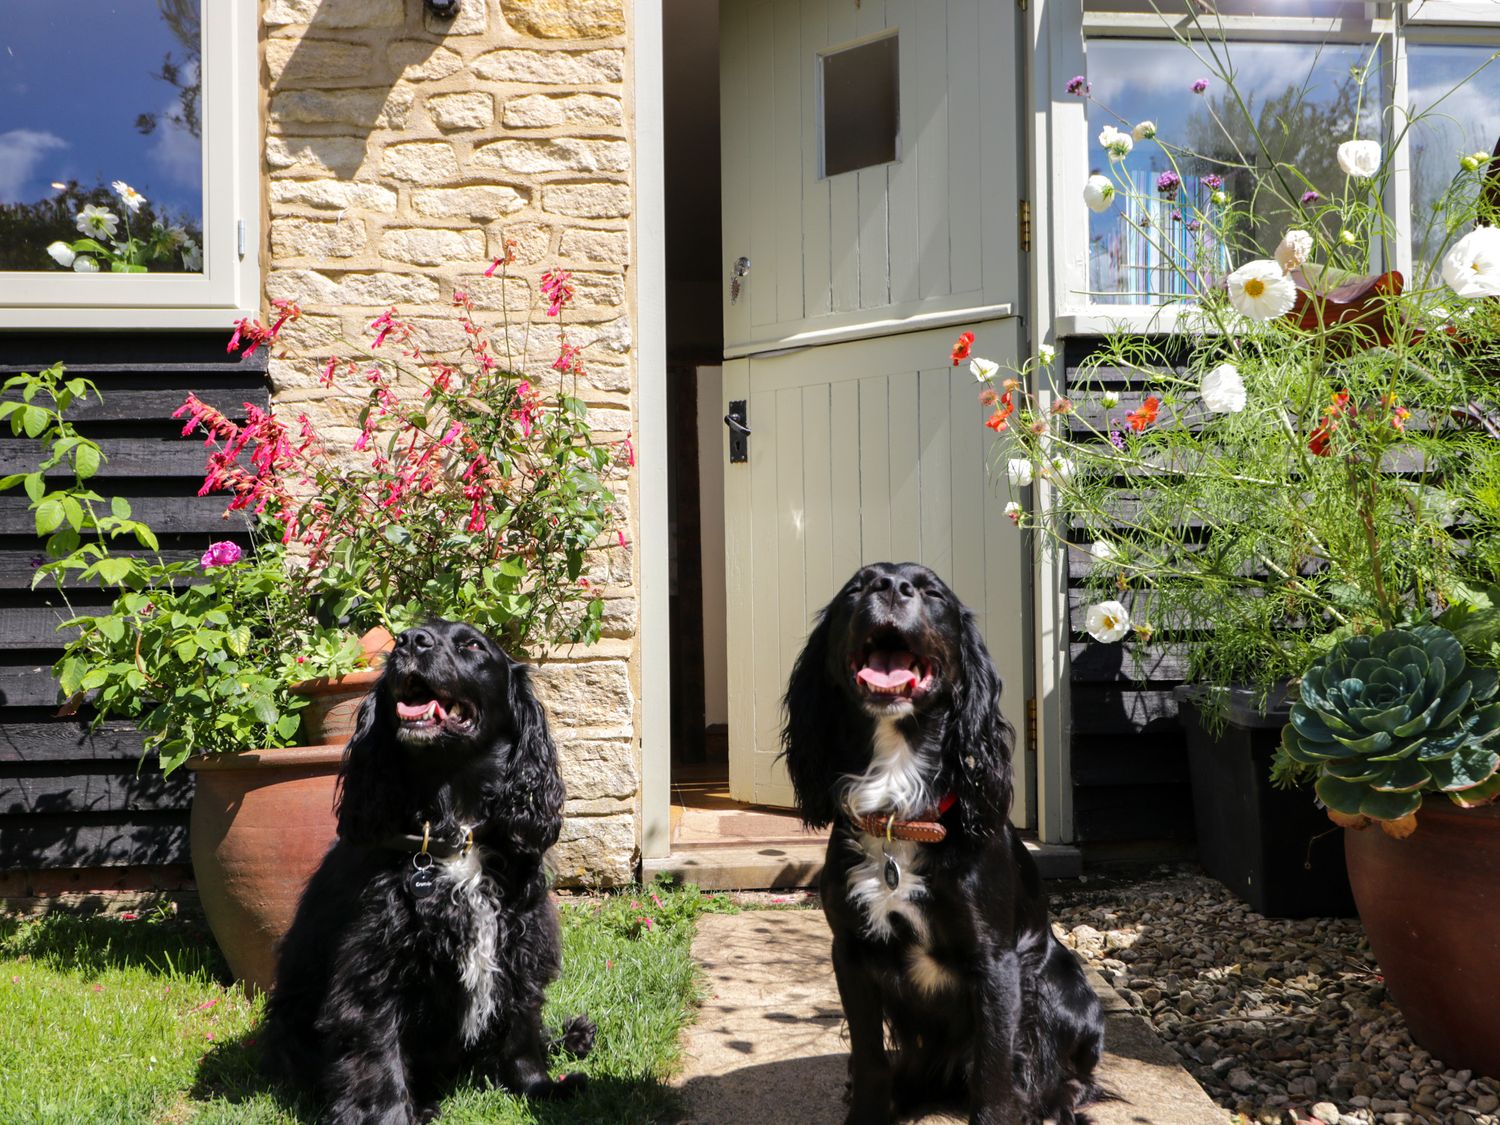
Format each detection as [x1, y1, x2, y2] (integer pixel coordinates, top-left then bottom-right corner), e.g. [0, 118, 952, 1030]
[261, 0, 638, 884]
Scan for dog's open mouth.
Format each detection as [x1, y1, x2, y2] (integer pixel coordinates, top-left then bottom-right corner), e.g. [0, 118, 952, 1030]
[852, 628, 936, 704]
[394, 679, 477, 739]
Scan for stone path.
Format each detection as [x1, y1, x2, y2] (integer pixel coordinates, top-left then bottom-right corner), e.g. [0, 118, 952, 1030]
[673, 910, 1232, 1124]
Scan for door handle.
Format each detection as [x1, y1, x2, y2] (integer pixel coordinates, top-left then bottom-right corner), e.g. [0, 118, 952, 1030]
[730, 256, 751, 304]
[725, 400, 750, 463]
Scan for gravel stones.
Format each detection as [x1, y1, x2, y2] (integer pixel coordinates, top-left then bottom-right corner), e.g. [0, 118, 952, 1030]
[1052, 873, 1500, 1125]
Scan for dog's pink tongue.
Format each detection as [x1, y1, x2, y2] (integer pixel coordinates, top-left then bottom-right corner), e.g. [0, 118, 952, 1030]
[396, 700, 447, 721]
[856, 650, 918, 690]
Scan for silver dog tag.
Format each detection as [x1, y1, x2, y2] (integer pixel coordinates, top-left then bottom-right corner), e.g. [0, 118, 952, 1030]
[410, 853, 437, 899]
[883, 854, 901, 891]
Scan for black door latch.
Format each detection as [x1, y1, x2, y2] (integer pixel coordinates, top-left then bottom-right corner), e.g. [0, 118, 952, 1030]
[725, 400, 750, 463]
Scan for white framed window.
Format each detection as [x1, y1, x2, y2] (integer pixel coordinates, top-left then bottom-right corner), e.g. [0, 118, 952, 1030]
[1047, 2, 1500, 331]
[0, 2, 258, 329]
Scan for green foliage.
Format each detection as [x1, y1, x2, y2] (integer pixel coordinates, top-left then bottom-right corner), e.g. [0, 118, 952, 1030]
[1278, 625, 1500, 823]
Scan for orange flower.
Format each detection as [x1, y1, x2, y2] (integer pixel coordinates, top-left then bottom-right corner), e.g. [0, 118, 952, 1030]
[1308, 391, 1354, 456]
[1126, 395, 1160, 432]
[951, 331, 975, 366]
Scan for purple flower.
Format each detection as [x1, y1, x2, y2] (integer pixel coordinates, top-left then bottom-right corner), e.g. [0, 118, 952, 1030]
[200, 541, 243, 569]
[1191, 78, 1210, 94]
[1202, 174, 1223, 190]
[1156, 170, 1181, 194]
[1187, 219, 1202, 232]
[1171, 209, 1182, 221]
[1301, 190, 1321, 205]
[1109, 429, 1126, 451]
[1066, 75, 1090, 96]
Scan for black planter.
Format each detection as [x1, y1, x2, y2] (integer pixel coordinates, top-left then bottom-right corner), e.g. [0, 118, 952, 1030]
[1175, 685, 1356, 919]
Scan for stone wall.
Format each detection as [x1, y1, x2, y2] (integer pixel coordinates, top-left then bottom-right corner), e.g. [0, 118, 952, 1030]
[261, 0, 638, 884]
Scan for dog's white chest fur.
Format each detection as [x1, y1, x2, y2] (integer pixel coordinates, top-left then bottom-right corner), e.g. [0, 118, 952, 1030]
[841, 719, 934, 945]
[436, 843, 501, 1045]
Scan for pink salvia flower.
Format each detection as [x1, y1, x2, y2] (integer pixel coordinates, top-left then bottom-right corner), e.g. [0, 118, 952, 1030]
[540, 270, 574, 317]
[484, 258, 503, 278]
[439, 422, 463, 447]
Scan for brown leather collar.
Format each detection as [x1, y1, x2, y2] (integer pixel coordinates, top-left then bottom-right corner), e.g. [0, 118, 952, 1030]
[850, 793, 957, 843]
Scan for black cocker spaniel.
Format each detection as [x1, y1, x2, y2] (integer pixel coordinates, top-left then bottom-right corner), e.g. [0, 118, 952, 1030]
[782, 563, 1104, 1125]
[263, 619, 593, 1124]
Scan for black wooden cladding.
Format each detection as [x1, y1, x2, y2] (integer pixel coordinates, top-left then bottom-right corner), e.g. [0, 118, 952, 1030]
[1062, 337, 1200, 845]
[0, 332, 266, 870]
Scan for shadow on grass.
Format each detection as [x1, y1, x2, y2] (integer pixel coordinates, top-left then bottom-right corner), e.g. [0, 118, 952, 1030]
[0, 910, 228, 981]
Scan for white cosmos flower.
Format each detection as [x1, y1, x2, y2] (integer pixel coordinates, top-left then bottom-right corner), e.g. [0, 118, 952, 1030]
[76, 205, 119, 238]
[1090, 539, 1120, 566]
[72, 255, 100, 273]
[1226, 259, 1297, 321]
[1085, 600, 1131, 644]
[1098, 125, 1133, 161]
[111, 180, 145, 213]
[970, 357, 999, 382]
[1004, 501, 1023, 523]
[1441, 226, 1500, 299]
[1200, 362, 1246, 413]
[1048, 457, 1076, 485]
[1274, 229, 1313, 273]
[1007, 458, 1034, 489]
[1039, 344, 1056, 367]
[1336, 139, 1381, 179]
[46, 241, 75, 268]
[1083, 175, 1116, 213]
[1132, 120, 1157, 142]
[1100, 390, 1120, 409]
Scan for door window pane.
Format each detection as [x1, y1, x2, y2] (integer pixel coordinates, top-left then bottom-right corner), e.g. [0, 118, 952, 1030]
[1083, 39, 1377, 304]
[1408, 44, 1500, 287]
[822, 34, 900, 178]
[0, 1, 204, 274]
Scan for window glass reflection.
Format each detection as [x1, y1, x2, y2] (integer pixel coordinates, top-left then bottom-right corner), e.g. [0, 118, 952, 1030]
[1084, 39, 1376, 304]
[0, 1, 204, 274]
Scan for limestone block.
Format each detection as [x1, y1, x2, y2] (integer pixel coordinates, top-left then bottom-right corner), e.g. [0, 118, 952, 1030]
[567, 270, 626, 309]
[501, 0, 625, 39]
[272, 88, 414, 130]
[472, 48, 623, 85]
[412, 185, 527, 220]
[457, 276, 532, 313]
[550, 813, 636, 887]
[264, 0, 404, 27]
[271, 217, 367, 260]
[266, 268, 341, 307]
[265, 39, 375, 84]
[428, 92, 495, 132]
[426, 1, 488, 34]
[379, 227, 486, 267]
[337, 272, 444, 306]
[558, 736, 638, 801]
[533, 660, 633, 733]
[381, 142, 461, 183]
[600, 596, 637, 638]
[475, 139, 628, 176]
[271, 180, 399, 212]
[266, 136, 368, 177]
[502, 93, 623, 129]
[558, 227, 628, 263]
[541, 182, 630, 219]
[487, 221, 554, 266]
[387, 42, 465, 81]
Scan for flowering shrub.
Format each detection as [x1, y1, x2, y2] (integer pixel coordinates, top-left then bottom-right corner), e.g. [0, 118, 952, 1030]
[962, 54, 1500, 830]
[22, 256, 623, 771]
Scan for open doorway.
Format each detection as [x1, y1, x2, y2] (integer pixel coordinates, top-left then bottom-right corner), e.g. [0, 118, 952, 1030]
[661, 1, 826, 865]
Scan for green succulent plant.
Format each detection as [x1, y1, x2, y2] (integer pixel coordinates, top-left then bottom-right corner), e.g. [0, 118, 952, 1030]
[1279, 624, 1500, 827]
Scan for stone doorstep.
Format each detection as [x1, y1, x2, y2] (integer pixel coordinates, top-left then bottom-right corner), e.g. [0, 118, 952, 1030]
[644, 839, 1084, 892]
[673, 911, 1233, 1125]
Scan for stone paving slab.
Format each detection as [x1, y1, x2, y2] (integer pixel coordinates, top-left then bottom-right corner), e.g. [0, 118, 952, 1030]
[673, 910, 1232, 1124]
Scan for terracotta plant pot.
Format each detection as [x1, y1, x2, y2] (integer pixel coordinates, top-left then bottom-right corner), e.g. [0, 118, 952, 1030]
[288, 627, 394, 744]
[187, 745, 344, 993]
[1343, 802, 1500, 1077]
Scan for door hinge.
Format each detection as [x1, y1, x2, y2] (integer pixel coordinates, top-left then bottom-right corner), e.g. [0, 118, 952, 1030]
[1019, 199, 1033, 255]
[1025, 696, 1039, 758]
[237, 219, 248, 260]
[1018, 0, 1028, 9]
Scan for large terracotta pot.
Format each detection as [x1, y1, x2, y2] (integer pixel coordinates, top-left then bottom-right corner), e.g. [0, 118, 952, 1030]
[187, 745, 344, 993]
[1344, 802, 1500, 1077]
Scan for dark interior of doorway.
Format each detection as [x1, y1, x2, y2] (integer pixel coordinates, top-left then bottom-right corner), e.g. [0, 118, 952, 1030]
[662, 2, 810, 849]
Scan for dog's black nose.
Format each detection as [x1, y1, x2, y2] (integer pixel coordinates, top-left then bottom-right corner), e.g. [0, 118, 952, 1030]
[402, 628, 435, 651]
[870, 573, 916, 600]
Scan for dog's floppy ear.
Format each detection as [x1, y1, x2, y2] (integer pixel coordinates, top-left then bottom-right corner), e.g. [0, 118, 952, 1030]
[335, 682, 405, 845]
[486, 660, 565, 855]
[780, 602, 856, 829]
[944, 605, 1015, 839]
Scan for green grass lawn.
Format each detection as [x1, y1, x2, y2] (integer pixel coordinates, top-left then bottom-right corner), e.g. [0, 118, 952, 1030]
[0, 883, 728, 1125]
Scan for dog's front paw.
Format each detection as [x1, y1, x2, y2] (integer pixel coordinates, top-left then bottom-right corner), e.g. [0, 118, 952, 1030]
[555, 1015, 597, 1059]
